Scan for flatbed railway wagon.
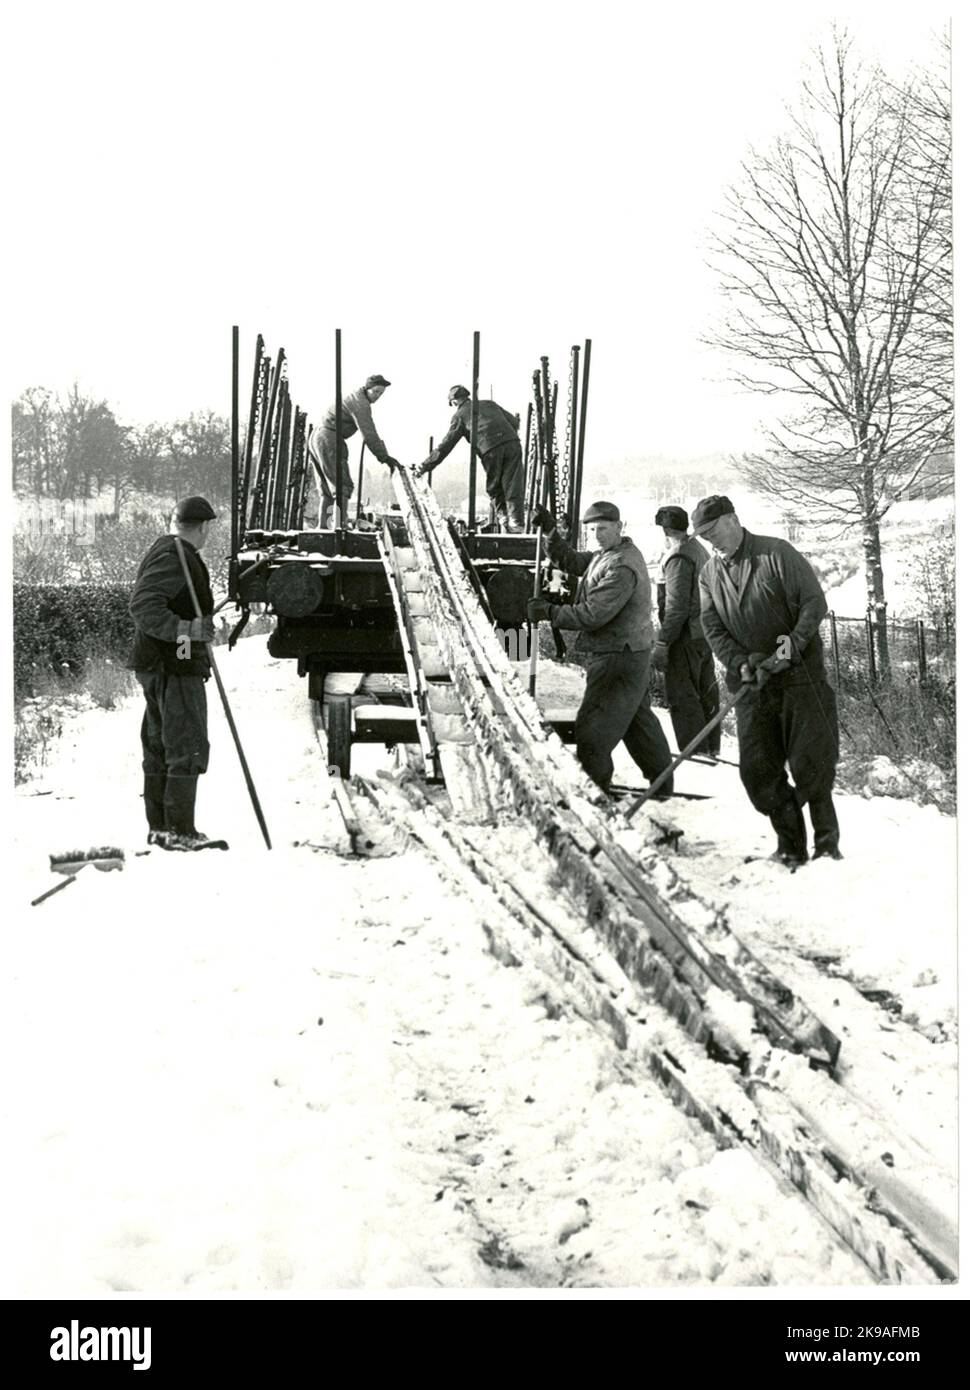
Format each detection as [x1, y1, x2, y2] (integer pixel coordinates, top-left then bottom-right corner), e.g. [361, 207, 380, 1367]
[226, 329, 588, 778]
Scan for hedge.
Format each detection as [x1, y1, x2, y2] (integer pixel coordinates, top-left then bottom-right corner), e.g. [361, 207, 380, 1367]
[14, 583, 135, 697]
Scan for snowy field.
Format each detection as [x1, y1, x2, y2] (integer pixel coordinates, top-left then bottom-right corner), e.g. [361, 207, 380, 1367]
[2, 636, 957, 1293]
[621, 490, 953, 623]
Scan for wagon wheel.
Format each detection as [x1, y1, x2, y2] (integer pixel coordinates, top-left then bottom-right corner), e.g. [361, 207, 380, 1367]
[327, 695, 352, 780]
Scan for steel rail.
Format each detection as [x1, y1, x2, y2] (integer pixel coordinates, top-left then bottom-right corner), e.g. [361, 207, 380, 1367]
[401, 463, 836, 1061]
[336, 732, 955, 1286]
[393, 465, 957, 1284]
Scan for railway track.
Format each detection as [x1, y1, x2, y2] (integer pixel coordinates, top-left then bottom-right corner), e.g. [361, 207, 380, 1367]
[313, 466, 957, 1286]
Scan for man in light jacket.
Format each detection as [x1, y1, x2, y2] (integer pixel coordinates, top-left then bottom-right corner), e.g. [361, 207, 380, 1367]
[528, 499, 673, 795]
[416, 384, 525, 531]
[308, 374, 400, 527]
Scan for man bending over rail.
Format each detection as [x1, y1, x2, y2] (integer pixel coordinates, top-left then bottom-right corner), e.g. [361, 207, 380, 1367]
[308, 374, 400, 528]
[416, 384, 526, 532]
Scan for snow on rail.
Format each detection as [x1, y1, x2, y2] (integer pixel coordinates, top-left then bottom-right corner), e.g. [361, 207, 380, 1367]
[374, 467, 957, 1285]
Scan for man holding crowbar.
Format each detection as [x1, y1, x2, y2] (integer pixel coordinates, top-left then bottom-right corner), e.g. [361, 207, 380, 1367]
[128, 496, 271, 851]
[527, 499, 672, 796]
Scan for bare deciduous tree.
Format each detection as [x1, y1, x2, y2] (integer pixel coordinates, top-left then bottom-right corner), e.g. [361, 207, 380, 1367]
[707, 30, 952, 674]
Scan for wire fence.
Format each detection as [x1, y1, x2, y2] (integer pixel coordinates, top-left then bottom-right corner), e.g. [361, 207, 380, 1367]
[650, 611, 955, 780]
[821, 613, 955, 694]
[819, 613, 955, 780]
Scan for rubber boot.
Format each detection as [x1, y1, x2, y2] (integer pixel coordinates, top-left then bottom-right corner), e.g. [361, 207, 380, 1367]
[144, 773, 167, 845]
[768, 793, 808, 866]
[809, 793, 842, 860]
[164, 774, 198, 834]
[144, 774, 167, 829]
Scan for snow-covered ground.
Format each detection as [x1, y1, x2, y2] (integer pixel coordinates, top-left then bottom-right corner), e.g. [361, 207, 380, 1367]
[2, 637, 956, 1292]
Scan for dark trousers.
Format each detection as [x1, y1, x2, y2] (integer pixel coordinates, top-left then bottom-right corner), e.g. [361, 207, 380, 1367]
[665, 635, 720, 755]
[735, 680, 838, 814]
[575, 647, 673, 792]
[482, 440, 525, 530]
[136, 672, 210, 777]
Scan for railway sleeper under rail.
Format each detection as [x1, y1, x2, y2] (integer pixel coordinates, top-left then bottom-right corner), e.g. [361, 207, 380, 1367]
[342, 762, 956, 1286]
[366, 466, 958, 1285]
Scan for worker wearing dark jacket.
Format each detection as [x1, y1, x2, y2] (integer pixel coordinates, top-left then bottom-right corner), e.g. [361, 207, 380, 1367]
[652, 505, 720, 756]
[694, 495, 840, 864]
[416, 385, 525, 531]
[127, 495, 218, 850]
[527, 500, 673, 795]
[308, 374, 400, 528]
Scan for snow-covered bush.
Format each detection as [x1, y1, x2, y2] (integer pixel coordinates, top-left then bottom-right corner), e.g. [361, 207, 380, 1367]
[14, 583, 134, 697]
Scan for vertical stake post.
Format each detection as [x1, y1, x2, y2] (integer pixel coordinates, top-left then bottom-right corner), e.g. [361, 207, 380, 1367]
[567, 344, 580, 545]
[528, 530, 543, 697]
[573, 339, 592, 544]
[468, 331, 480, 530]
[334, 328, 343, 531]
[231, 326, 239, 558]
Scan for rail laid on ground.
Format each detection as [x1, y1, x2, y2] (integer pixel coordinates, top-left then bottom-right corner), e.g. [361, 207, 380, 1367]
[324, 467, 957, 1284]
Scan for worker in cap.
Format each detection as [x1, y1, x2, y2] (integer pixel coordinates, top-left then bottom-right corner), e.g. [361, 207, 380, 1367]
[308, 374, 400, 529]
[127, 496, 221, 850]
[527, 499, 673, 797]
[652, 504, 721, 757]
[416, 384, 526, 532]
[692, 495, 841, 863]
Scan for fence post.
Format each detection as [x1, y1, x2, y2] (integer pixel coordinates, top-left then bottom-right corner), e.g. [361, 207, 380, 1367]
[828, 612, 841, 695]
[865, 613, 877, 685]
[916, 620, 927, 684]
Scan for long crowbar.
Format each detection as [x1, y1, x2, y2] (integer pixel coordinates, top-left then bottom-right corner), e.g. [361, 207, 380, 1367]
[622, 683, 752, 820]
[174, 536, 272, 849]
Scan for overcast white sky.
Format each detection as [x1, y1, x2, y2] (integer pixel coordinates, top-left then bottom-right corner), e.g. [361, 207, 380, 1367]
[4, 1, 951, 466]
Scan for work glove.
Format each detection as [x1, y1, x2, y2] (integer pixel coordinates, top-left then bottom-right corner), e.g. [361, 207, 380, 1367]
[384, 456, 401, 470]
[177, 616, 215, 642]
[739, 650, 769, 684]
[754, 650, 792, 687]
[531, 505, 556, 534]
[414, 459, 434, 478]
[651, 641, 670, 674]
[527, 597, 552, 624]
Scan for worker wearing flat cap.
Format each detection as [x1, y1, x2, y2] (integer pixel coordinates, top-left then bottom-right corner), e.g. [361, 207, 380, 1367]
[127, 496, 219, 850]
[693, 495, 841, 864]
[528, 500, 673, 796]
[415, 385, 526, 532]
[653, 505, 721, 757]
[309, 374, 400, 528]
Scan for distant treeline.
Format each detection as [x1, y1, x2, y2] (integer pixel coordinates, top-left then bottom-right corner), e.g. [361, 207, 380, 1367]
[12, 385, 230, 513]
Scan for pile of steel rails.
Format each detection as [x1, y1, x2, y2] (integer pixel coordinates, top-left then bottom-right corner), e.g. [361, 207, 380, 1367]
[320, 463, 956, 1287]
